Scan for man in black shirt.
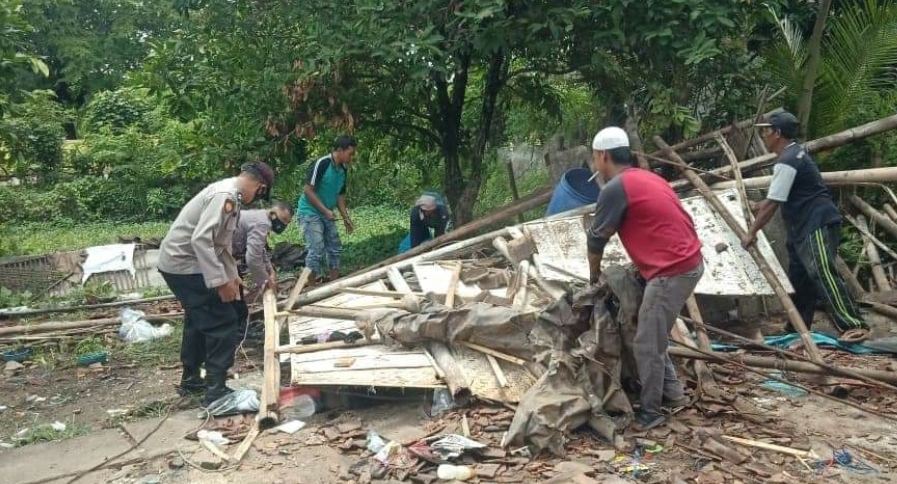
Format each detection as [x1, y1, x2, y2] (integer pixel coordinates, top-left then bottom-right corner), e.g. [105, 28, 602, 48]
[409, 194, 450, 249]
[742, 112, 868, 342]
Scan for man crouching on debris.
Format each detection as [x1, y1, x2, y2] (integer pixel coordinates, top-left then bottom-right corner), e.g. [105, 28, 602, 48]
[586, 127, 704, 431]
[157, 161, 275, 406]
[231, 201, 294, 345]
[742, 112, 869, 342]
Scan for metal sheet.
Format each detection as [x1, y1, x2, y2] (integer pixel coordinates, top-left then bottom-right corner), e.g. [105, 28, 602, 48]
[525, 188, 793, 296]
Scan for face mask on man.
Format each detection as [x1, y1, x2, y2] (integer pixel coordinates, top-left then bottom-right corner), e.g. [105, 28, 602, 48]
[270, 213, 288, 234]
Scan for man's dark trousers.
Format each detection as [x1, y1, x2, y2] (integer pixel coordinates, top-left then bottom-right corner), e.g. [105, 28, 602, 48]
[161, 272, 237, 380]
[786, 222, 866, 333]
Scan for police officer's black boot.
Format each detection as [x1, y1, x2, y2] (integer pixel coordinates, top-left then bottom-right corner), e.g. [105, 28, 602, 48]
[203, 373, 234, 407]
[177, 367, 204, 397]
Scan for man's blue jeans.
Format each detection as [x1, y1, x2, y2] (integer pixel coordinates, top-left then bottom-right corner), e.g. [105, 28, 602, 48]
[299, 213, 342, 276]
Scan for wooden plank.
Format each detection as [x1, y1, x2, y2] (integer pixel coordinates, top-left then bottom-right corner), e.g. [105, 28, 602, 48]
[461, 341, 527, 366]
[293, 353, 433, 373]
[276, 340, 378, 355]
[292, 367, 443, 388]
[487, 354, 509, 388]
[282, 268, 312, 311]
[260, 289, 280, 425]
[231, 423, 260, 462]
[445, 262, 463, 307]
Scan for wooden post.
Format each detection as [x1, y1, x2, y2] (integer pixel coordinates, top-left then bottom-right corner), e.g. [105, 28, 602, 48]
[854, 215, 893, 291]
[259, 289, 280, 425]
[655, 136, 827, 366]
[505, 161, 525, 224]
[281, 268, 312, 311]
[445, 262, 463, 308]
[851, 195, 897, 241]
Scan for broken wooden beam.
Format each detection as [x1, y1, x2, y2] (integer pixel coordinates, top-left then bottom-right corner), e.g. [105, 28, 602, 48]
[657, 136, 827, 368]
[648, 107, 784, 158]
[281, 267, 312, 311]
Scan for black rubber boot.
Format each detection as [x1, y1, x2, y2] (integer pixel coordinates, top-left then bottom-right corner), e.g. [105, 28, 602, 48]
[203, 373, 234, 407]
[177, 368, 205, 397]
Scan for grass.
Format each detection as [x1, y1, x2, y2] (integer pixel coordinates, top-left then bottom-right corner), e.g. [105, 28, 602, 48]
[1, 221, 171, 257]
[12, 415, 90, 448]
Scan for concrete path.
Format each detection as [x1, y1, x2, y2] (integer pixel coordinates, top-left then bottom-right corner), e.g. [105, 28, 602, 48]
[0, 411, 199, 484]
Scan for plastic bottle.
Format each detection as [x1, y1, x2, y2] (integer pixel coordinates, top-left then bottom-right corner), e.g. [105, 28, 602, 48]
[437, 464, 473, 481]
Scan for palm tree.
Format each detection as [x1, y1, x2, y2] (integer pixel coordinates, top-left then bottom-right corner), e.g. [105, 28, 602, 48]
[765, 0, 897, 138]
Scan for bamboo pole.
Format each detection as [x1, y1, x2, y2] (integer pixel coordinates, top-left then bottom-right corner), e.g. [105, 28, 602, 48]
[712, 167, 897, 190]
[844, 213, 897, 262]
[883, 204, 897, 223]
[259, 289, 280, 425]
[668, 346, 897, 385]
[851, 195, 897, 241]
[347, 187, 552, 278]
[340, 288, 424, 299]
[684, 297, 716, 363]
[672, 317, 715, 389]
[655, 136, 827, 367]
[0, 295, 176, 319]
[854, 215, 892, 291]
[834, 256, 867, 299]
[714, 133, 753, 226]
[0, 312, 183, 337]
[281, 268, 312, 312]
[647, 107, 784, 158]
[672, 114, 897, 191]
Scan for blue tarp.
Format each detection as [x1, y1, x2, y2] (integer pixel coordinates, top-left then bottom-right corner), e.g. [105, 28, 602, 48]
[709, 331, 885, 355]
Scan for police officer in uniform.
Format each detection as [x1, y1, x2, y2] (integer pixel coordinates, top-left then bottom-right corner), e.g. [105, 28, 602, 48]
[231, 201, 294, 345]
[158, 161, 275, 405]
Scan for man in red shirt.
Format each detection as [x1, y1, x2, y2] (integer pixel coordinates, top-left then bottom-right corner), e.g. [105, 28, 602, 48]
[586, 127, 704, 430]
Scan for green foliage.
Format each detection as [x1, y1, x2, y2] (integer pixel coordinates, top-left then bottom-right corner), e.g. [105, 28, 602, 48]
[764, 0, 897, 137]
[12, 416, 89, 448]
[0, 0, 48, 115]
[0, 286, 32, 309]
[0, 91, 67, 184]
[80, 88, 154, 134]
[0, 221, 170, 256]
[74, 336, 107, 357]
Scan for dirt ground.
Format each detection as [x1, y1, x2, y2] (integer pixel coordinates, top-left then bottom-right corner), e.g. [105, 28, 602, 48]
[2, 309, 897, 484]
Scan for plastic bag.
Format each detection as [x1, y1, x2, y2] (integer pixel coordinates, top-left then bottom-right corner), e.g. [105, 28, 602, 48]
[204, 389, 259, 417]
[119, 309, 173, 343]
[429, 388, 456, 417]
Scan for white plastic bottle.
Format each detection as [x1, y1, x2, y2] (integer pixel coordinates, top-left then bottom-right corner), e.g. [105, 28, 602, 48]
[437, 464, 473, 481]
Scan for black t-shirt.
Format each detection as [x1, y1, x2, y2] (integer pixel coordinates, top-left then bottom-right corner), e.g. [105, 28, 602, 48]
[766, 144, 840, 241]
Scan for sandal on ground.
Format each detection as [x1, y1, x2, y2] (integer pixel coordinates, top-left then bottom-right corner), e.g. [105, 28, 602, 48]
[839, 328, 869, 343]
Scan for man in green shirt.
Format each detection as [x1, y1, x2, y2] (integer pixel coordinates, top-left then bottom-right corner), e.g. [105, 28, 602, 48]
[297, 135, 357, 283]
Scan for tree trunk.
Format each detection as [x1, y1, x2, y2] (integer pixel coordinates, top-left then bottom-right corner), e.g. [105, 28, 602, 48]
[797, 0, 833, 139]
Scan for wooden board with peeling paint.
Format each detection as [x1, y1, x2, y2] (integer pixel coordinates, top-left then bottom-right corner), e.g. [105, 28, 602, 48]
[287, 281, 442, 388]
[524, 188, 793, 296]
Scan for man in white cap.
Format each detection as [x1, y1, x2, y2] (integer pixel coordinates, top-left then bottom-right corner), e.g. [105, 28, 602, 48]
[408, 193, 450, 249]
[586, 127, 704, 430]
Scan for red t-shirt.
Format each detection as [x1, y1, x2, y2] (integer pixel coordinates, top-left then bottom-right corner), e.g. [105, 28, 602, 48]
[587, 168, 702, 279]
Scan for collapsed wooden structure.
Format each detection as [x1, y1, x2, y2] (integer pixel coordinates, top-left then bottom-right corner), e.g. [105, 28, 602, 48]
[258, 111, 897, 434]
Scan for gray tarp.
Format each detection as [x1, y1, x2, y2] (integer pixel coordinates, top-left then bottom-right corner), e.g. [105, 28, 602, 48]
[359, 265, 645, 456]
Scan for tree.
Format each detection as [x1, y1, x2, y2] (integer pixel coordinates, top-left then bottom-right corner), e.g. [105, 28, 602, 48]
[766, 0, 897, 137]
[797, 0, 833, 139]
[0, 0, 48, 116]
